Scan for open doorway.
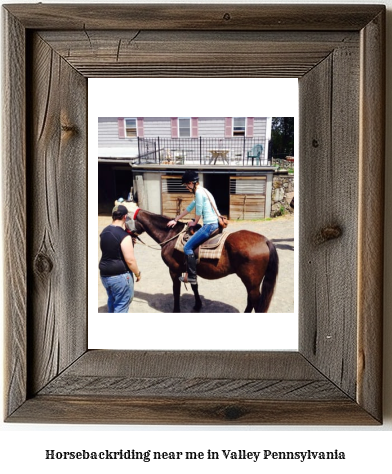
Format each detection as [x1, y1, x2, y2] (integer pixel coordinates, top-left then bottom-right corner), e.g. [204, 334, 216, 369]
[203, 173, 230, 217]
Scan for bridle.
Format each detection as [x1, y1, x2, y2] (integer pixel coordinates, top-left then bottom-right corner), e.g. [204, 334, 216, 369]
[126, 207, 187, 250]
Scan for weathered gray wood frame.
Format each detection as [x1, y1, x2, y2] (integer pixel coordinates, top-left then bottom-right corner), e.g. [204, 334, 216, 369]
[2, 4, 385, 424]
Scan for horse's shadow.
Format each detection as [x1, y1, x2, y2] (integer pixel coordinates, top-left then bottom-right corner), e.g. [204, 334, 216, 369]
[99, 290, 240, 313]
[271, 237, 294, 251]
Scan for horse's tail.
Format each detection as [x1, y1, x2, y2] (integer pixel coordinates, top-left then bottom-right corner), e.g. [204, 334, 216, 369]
[256, 239, 279, 313]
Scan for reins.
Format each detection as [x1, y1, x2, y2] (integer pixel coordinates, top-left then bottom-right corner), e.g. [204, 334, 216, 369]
[132, 224, 188, 250]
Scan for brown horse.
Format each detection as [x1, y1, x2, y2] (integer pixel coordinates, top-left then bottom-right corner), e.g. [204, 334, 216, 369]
[127, 208, 278, 313]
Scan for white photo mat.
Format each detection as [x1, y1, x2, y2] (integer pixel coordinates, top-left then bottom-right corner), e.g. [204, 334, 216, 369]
[88, 78, 299, 351]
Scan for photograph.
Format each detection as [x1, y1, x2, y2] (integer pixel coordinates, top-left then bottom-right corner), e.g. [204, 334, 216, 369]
[97, 115, 295, 315]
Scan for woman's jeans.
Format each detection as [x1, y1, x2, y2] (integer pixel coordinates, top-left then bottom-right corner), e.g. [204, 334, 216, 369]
[184, 222, 219, 256]
[100, 272, 134, 313]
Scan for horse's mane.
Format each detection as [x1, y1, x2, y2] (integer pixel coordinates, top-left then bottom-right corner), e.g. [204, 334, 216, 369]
[141, 210, 187, 231]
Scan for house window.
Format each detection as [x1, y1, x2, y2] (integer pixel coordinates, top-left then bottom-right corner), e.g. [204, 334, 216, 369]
[125, 118, 137, 137]
[233, 117, 246, 136]
[178, 118, 191, 137]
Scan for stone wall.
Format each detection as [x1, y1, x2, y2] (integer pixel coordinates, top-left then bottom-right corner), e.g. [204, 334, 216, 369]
[271, 171, 294, 217]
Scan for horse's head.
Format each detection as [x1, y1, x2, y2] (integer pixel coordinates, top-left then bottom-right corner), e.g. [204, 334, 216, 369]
[125, 206, 145, 236]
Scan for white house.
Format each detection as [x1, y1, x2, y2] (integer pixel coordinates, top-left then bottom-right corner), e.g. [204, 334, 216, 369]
[98, 116, 274, 219]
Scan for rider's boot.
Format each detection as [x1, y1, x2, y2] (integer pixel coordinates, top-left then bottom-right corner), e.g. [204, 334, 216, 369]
[179, 254, 197, 285]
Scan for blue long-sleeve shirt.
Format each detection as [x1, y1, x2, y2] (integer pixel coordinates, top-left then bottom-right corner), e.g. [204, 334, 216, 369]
[186, 186, 219, 224]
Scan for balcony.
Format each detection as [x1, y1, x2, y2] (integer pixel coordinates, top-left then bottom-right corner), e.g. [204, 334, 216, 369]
[137, 137, 270, 167]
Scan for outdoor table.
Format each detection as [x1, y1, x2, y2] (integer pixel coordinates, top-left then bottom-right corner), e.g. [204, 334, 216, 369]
[208, 150, 229, 165]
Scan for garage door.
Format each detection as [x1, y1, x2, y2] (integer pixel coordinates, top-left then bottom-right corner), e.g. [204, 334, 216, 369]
[161, 175, 196, 218]
[229, 176, 267, 219]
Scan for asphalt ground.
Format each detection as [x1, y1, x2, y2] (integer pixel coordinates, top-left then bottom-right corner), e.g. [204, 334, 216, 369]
[98, 214, 294, 313]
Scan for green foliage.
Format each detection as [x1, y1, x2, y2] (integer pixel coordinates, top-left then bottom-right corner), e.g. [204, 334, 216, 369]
[270, 117, 294, 159]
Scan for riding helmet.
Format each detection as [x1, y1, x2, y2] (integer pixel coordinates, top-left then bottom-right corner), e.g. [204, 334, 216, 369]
[181, 170, 199, 185]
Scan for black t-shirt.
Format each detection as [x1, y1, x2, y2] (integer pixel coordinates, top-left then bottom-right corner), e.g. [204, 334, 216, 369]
[99, 225, 130, 276]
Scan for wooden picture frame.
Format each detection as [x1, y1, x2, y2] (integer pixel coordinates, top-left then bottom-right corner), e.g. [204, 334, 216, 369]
[3, 4, 384, 424]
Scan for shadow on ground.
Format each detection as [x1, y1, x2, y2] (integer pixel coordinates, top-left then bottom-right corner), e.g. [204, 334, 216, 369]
[271, 237, 294, 251]
[99, 290, 240, 313]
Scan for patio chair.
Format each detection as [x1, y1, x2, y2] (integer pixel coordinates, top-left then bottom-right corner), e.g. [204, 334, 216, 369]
[246, 144, 264, 165]
[174, 150, 186, 165]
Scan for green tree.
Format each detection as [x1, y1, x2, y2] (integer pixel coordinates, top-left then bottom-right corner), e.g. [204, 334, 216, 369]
[270, 117, 294, 159]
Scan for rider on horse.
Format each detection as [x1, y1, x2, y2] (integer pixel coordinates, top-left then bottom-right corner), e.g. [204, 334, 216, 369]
[167, 170, 220, 285]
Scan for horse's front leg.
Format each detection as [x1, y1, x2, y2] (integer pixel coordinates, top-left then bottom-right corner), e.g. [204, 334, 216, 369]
[170, 270, 181, 313]
[191, 283, 202, 312]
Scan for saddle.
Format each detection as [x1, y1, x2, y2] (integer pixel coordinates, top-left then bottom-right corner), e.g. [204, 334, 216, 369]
[174, 227, 231, 261]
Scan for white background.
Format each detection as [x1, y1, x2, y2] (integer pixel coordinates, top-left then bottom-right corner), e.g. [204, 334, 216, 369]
[1, 1, 391, 473]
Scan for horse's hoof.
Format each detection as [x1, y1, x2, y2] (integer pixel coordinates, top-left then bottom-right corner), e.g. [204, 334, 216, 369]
[193, 303, 202, 312]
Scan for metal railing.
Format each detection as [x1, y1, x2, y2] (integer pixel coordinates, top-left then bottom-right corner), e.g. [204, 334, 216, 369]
[137, 137, 270, 166]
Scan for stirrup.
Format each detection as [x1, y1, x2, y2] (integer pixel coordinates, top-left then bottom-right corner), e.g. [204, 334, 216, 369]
[179, 273, 197, 285]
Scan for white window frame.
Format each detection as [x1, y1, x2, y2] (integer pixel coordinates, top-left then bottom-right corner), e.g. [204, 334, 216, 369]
[232, 117, 247, 136]
[178, 117, 191, 137]
[124, 117, 137, 137]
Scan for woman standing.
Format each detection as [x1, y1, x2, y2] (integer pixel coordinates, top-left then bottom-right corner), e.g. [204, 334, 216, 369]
[167, 170, 219, 285]
[99, 204, 141, 312]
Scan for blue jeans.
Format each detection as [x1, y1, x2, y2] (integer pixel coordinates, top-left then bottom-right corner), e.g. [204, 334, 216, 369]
[184, 222, 219, 256]
[100, 272, 134, 313]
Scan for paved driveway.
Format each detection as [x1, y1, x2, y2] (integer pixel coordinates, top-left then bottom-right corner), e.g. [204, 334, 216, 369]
[98, 214, 294, 313]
